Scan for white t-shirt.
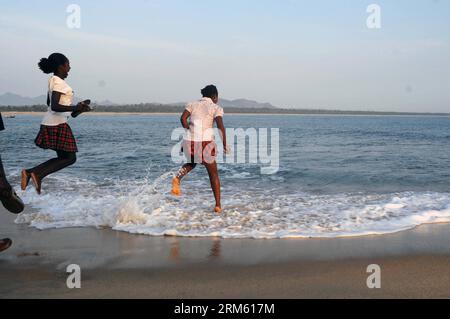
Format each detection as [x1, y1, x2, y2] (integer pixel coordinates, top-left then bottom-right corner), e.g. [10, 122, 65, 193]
[41, 75, 73, 126]
[185, 97, 224, 142]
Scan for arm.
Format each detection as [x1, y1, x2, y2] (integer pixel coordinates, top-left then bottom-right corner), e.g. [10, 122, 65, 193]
[50, 91, 76, 112]
[180, 110, 190, 129]
[215, 116, 228, 152]
[72, 99, 92, 118]
[50, 91, 89, 116]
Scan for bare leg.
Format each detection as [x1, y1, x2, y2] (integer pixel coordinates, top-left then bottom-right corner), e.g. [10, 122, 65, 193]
[176, 163, 197, 180]
[172, 163, 197, 196]
[27, 150, 77, 181]
[25, 150, 76, 194]
[0, 156, 11, 191]
[204, 162, 221, 212]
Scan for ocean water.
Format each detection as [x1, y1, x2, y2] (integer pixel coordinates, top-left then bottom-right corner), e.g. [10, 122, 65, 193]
[1, 114, 450, 238]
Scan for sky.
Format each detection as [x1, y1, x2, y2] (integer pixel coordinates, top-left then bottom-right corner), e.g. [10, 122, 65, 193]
[0, 0, 449, 112]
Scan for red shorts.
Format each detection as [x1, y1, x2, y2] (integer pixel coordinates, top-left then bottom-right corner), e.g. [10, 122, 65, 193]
[182, 140, 217, 164]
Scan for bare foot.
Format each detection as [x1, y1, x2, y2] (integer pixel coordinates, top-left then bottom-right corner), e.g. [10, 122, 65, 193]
[30, 172, 42, 195]
[0, 238, 12, 253]
[215, 206, 222, 214]
[21, 169, 30, 191]
[171, 177, 181, 196]
[0, 187, 25, 214]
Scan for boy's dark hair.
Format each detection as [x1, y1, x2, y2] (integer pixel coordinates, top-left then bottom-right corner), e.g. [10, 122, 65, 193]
[201, 85, 218, 99]
[38, 53, 68, 74]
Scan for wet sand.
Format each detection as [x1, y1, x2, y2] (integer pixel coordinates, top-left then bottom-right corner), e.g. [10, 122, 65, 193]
[1, 206, 450, 298]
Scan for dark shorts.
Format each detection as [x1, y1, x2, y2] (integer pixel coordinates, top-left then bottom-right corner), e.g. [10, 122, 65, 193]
[182, 140, 217, 165]
[35, 123, 78, 153]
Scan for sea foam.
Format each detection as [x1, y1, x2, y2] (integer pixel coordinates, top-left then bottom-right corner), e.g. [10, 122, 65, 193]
[14, 171, 450, 239]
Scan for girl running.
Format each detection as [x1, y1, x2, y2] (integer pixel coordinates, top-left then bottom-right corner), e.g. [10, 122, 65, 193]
[171, 85, 228, 213]
[21, 53, 91, 194]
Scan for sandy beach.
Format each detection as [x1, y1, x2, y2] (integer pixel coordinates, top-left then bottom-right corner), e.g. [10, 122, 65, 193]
[1, 206, 450, 299]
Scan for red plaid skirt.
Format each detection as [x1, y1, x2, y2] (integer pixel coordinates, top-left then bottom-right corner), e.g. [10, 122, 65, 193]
[182, 140, 216, 164]
[34, 123, 78, 153]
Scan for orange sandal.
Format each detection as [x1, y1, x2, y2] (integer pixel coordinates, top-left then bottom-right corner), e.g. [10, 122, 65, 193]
[21, 169, 30, 191]
[30, 172, 42, 195]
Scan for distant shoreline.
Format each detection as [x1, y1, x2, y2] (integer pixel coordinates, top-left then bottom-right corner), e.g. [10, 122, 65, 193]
[2, 110, 450, 117]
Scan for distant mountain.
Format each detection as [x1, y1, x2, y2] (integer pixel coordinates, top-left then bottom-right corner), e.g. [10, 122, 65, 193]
[0, 92, 116, 106]
[173, 98, 278, 109]
[0, 93, 47, 106]
[1, 93, 279, 109]
[219, 98, 277, 109]
[91, 99, 118, 106]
